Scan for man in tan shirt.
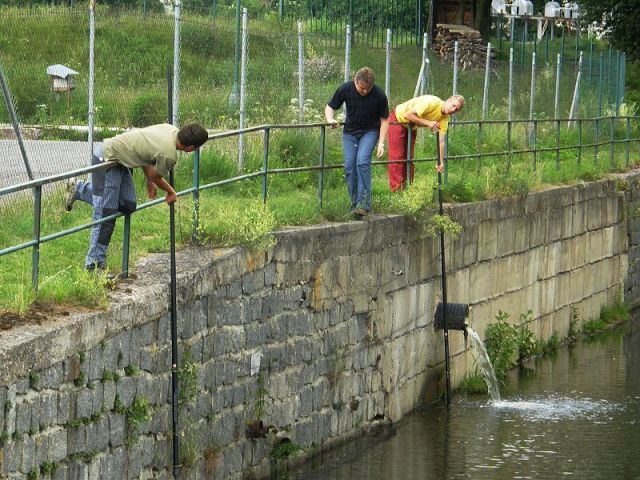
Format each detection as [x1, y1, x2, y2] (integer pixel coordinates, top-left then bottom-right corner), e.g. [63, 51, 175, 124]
[65, 123, 208, 272]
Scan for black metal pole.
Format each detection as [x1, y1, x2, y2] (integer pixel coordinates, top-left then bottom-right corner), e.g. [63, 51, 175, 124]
[169, 169, 180, 479]
[436, 133, 451, 407]
[167, 65, 180, 479]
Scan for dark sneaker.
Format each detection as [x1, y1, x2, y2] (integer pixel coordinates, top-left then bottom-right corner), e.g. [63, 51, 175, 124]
[65, 178, 78, 211]
[353, 207, 369, 217]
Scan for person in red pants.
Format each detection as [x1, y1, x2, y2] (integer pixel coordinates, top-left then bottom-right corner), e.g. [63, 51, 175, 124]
[387, 94, 464, 191]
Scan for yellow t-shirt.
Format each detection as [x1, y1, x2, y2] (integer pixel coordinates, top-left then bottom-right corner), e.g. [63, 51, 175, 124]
[394, 95, 449, 134]
[104, 123, 179, 178]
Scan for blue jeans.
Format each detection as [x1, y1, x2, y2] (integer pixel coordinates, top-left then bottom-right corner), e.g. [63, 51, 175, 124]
[77, 144, 137, 267]
[342, 130, 379, 212]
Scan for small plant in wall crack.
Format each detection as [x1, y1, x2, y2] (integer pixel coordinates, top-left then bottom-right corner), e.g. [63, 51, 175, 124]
[253, 373, 269, 420]
[246, 373, 270, 439]
[178, 350, 198, 407]
[425, 214, 463, 239]
[204, 444, 223, 474]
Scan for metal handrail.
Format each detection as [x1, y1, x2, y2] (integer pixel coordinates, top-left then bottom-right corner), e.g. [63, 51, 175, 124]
[1, 115, 639, 293]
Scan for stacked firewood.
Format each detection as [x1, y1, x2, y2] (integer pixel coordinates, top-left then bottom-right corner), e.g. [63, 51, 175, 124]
[433, 24, 495, 70]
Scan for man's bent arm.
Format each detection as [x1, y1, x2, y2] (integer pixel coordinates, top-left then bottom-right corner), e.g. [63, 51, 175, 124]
[142, 165, 177, 204]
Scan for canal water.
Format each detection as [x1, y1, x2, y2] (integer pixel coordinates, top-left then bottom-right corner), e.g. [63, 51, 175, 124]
[289, 320, 640, 479]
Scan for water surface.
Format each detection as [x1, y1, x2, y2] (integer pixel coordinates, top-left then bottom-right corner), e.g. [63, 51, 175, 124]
[290, 320, 640, 479]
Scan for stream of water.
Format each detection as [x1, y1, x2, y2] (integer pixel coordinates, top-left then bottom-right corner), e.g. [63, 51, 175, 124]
[289, 319, 640, 479]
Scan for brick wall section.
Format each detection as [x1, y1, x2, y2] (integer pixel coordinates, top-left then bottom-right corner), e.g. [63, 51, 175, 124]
[0, 173, 638, 479]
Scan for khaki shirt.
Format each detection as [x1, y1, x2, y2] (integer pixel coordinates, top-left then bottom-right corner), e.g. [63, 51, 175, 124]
[394, 95, 449, 134]
[104, 124, 179, 178]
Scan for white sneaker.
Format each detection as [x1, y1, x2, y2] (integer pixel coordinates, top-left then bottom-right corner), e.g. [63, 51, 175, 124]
[65, 178, 78, 211]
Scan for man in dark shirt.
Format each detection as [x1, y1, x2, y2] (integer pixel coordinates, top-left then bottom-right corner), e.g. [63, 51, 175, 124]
[325, 67, 389, 218]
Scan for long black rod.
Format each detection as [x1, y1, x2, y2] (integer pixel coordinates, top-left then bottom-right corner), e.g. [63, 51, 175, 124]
[436, 133, 451, 407]
[170, 169, 180, 479]
[168, 65, 180, 479]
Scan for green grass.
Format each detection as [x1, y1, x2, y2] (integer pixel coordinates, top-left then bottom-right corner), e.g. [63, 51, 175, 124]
[582, 293, 630, 335]
[1, 6, 639, 315]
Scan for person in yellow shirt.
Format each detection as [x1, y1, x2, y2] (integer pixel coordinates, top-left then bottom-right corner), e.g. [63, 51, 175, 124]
[386, 94, 464, 191]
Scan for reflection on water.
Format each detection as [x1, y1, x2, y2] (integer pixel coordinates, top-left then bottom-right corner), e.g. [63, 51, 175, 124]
[290, 320, 640, 480]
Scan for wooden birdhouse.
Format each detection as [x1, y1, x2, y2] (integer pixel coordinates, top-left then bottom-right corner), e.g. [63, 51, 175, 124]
[46, 64, 79, 93]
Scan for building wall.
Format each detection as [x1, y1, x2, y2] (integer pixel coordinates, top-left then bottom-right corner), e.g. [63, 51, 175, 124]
[0, 173, 637, 479]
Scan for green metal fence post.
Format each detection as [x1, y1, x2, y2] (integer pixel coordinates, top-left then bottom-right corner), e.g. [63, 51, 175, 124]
[477, 122, 483, 174]
[625, 116, 631, 168]
[533, 119, 538, 172]
[192, 148, 200, 243]
[610, 116, 615, 167]
[406, 127, 413, 188]
[319, 125, 326, 208]
[577, 118, 582, 166]
[262, 127, 270, 204]
[121, 215, 131, 278]
[32, 186, 42, 292]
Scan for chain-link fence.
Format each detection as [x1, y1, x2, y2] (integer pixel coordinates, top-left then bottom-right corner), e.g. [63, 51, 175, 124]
[0, 4, 631, 192]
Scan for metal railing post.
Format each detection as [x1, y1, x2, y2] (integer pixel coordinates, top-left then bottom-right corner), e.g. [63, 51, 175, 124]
[319, 125, 326, 208]
[192, 148, 201, 243]
[31, 186, 42, 292]
[262, 127, 270, 204]
[626, 116, 631, 168]
[578, 118, 582, 166]
[533, 119, 538, 171]
[609, 116, 615, 167]
[406, 127, 412, 188]
[121, 215, 131, 278]
[477, 121, 483, 174]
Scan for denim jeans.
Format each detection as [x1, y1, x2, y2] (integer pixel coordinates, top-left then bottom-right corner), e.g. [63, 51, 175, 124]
[79, 144, 137, 267]
[342, 129, 379, 212]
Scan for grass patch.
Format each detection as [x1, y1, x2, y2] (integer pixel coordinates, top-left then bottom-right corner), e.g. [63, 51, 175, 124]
[582, 293, 630, 335]
[0, 6, 639, 316]
[459, 369, 488, 396]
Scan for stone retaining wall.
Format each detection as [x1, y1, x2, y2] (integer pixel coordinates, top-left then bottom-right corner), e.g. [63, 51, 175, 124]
[0, 172, 638, 479]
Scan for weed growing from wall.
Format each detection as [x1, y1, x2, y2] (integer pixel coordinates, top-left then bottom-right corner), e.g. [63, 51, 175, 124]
[582, 292, 630, 335]
[459, 365, 488, 395]
[178, 350, 199, 406]
[252, 373, 269, 420]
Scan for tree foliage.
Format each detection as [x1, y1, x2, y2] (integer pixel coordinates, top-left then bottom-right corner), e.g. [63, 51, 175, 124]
[578, 0, 639, 60]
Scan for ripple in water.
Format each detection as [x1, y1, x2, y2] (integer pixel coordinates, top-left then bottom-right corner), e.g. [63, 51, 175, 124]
[488, 394, 622, 422]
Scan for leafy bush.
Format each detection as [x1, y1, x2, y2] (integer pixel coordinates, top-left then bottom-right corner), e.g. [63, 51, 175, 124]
[304, 54, 342, 83]
[517, 309, 542, 362]
[484, 310, 518, 381]
[459, 368, 488, 395]
[128, 92, 166, 127]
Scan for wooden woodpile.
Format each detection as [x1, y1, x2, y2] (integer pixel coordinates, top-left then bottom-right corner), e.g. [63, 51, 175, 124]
[433, 24, 495, 70]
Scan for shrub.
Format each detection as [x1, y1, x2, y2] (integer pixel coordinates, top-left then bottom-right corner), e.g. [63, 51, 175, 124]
[128, 92, 166, 127]
[484, 310, 518, 380]
[304, 54, 342, 83]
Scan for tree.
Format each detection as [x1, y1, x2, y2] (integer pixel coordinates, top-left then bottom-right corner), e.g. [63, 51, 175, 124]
[577, 0, 640, 60]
